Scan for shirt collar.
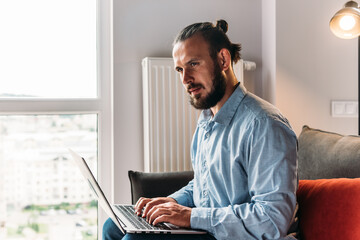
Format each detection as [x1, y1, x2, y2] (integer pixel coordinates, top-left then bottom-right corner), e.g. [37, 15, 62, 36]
[198, 83, 247, 126]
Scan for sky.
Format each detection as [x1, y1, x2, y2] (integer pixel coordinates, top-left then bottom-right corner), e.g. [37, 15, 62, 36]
[0, 0, 97, 98]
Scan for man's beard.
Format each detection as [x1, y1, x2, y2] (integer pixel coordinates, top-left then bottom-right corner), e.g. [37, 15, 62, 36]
[188, 61, 227, 110]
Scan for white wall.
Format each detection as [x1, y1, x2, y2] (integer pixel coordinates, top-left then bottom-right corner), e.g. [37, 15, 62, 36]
[276, 0, 358, 135]
[113, 0, 358, 204]
[261, 0, 276, 103]
[113, 0, 262, 203]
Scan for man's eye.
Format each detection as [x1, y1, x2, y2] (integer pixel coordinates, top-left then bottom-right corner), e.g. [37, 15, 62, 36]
[176, 68, 183, 73]
[190, 62, 198, 67]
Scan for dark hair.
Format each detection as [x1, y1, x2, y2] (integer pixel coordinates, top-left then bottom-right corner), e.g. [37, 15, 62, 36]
[173, 19, 241, 64]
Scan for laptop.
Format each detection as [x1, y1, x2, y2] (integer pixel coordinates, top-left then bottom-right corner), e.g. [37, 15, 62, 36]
[69, 149, 206, 235]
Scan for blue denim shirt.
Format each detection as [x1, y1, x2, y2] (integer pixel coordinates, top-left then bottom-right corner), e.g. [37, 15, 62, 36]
[169, 84, 298, 240]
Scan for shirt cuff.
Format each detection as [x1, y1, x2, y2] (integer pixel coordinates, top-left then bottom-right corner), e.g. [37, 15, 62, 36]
[167, 192, 190, 206]
[190, 207, 211, 231]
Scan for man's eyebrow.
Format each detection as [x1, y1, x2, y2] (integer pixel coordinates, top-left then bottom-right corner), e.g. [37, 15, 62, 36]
[186, 58, 200, 64]
[174, 58, 201, 70]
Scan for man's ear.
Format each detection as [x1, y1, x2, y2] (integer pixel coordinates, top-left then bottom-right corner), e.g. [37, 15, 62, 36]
[218, 48, 231, 71]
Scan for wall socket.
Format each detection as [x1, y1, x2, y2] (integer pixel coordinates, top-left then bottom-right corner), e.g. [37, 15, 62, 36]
[331, 101, 358, 117]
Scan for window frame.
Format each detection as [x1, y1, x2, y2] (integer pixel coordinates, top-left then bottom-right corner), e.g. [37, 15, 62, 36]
[0, 0, 114, 238]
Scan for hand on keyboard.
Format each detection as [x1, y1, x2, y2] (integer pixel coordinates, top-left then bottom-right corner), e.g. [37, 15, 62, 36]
[134, 197, 192, 228]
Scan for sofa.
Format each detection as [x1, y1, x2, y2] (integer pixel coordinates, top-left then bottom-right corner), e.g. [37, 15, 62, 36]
[128, 125, 360, 240]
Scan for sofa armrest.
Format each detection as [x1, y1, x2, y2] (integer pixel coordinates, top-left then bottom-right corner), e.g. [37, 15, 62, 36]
[128, 170, 194, 204]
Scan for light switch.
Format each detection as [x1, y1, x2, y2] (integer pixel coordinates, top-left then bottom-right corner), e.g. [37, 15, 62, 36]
[331, 101, 358, 117]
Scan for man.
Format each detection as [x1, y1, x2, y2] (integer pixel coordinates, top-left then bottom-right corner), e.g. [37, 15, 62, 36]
[103, 20, 298, 240]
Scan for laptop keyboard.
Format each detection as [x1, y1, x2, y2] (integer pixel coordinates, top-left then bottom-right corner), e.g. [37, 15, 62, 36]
[115, 205, 170, 231]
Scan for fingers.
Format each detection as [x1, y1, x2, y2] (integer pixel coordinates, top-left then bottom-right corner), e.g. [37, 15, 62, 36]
[134, 197, 151, 216]
[133, 197, 191, 227]
[150, 211, 171, 226]
[152, 213, 171, 226]
[135, 197, 176, 217]
[146, 202, 171, 224]
[142, 198, 167, 217]
[145, 202, 192, 228]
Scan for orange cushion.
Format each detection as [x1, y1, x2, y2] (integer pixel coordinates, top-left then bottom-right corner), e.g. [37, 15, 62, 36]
[297, 178, 360, 240]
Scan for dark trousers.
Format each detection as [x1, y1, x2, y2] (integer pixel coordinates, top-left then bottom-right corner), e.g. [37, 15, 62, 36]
[102, 218, 216, 240]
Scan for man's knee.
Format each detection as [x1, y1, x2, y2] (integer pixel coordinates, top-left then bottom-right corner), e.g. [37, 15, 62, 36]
[102, 218, 123, 240]
[122, 234, 166, 240]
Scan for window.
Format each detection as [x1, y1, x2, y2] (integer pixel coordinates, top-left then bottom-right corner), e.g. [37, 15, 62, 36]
[0, 114, 98, 238]
[0, 1, 113, 239]
[0, 0, 97, 99]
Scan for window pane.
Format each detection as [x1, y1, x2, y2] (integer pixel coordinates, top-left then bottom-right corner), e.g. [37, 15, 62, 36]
[0, 0, 97, 98]
[0, 114, 98, 240]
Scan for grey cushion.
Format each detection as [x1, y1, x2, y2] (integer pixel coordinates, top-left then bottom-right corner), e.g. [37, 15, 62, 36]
[298, 125, 360, 180]
[128, 170, 194, 204]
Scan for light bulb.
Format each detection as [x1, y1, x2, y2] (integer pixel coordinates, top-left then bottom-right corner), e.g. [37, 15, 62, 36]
[339, 15, 356, 30]
[329, 1, 360, 39]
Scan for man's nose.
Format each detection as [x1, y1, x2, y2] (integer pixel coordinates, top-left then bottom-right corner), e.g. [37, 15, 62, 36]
[181, 70, 193, 85]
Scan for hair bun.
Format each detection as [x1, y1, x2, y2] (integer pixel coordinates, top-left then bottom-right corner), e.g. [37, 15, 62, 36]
[216, 19, 228, 33]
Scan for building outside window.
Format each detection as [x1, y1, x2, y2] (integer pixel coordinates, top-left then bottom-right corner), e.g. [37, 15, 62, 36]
[0, 115, 98, 239]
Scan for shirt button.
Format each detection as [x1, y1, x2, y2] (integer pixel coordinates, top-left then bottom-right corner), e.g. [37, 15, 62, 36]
[205, 133, 210, 138]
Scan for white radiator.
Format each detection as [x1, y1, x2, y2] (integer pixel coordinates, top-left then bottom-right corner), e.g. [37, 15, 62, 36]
[142, 57, 256, 173]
